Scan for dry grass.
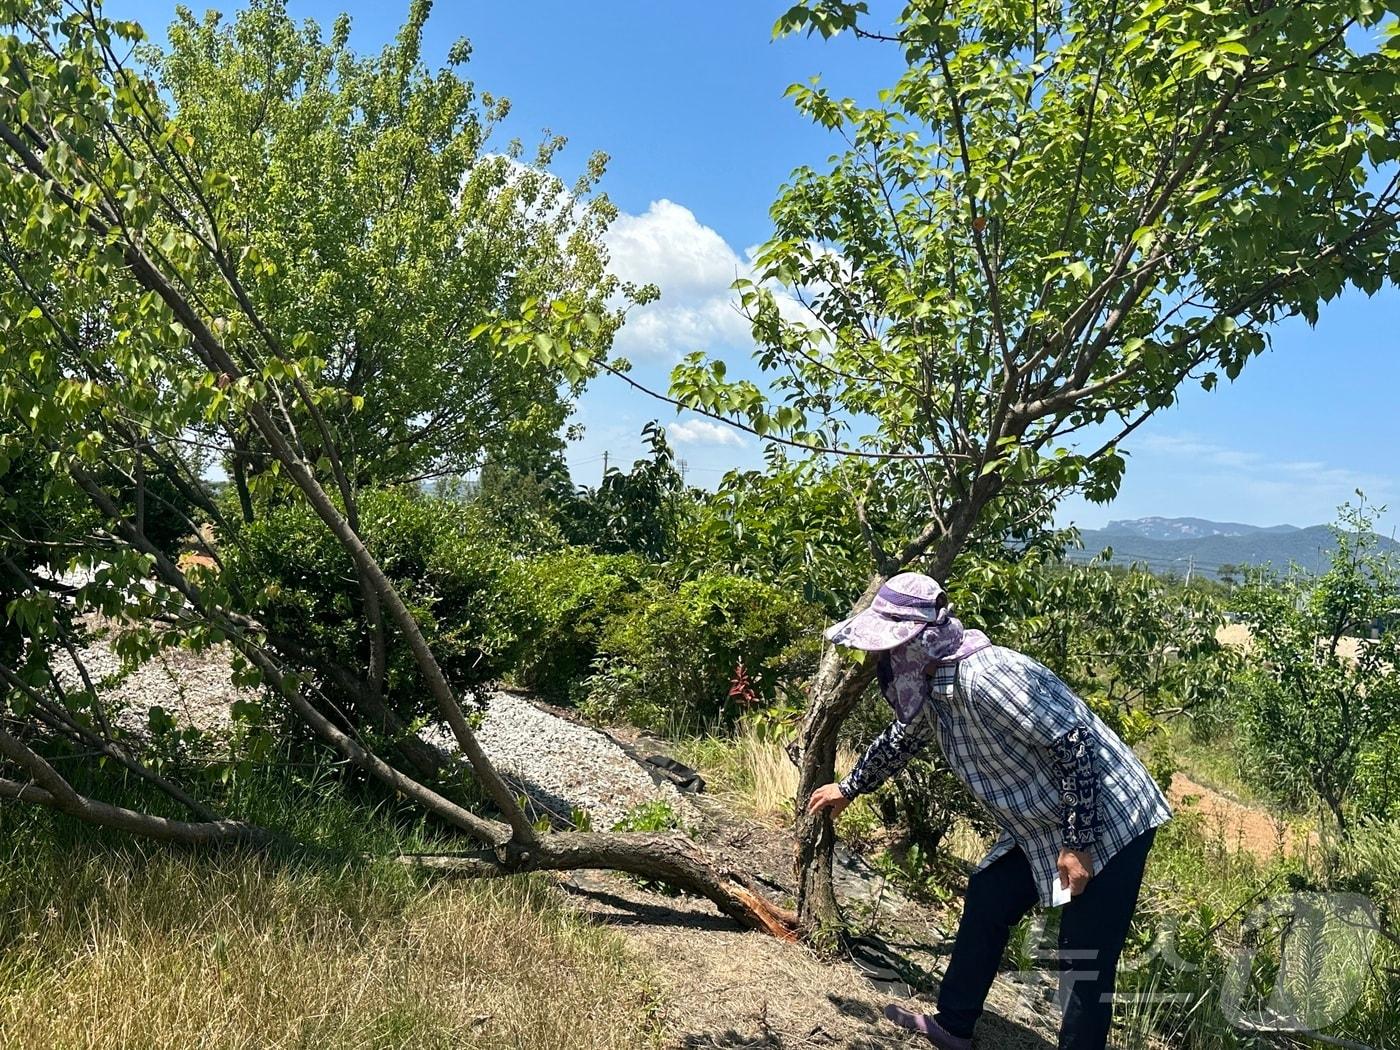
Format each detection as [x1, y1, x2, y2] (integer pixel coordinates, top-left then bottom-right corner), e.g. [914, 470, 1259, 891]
[676, 722, 859, 822]
[941, 818, 995, 867]
[0, 850, 661, 1050]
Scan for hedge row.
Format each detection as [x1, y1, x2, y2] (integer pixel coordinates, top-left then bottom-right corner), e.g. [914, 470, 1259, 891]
[225, 488, 825, 733]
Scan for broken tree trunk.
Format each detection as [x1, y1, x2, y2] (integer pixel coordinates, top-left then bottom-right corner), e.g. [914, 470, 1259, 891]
[403, 831, 800, 940]
[791, 495, 987, 935]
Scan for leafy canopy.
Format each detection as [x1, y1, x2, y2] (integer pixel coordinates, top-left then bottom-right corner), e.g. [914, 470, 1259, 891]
[146, 0, 624, 489]
[0, 0, 625, 788]
[652, 0, 1400, 567]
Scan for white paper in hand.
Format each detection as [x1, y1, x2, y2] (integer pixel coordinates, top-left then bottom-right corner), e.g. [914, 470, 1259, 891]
[1051, 879, 1073, 908]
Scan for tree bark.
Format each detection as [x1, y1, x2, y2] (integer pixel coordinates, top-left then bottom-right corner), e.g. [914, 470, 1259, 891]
[793, 620, 880, 934]
[0, 777, 272, 846]
[792, 498, 984, 935]
[0, 725, 270, 846]
[229, 431, 257, 524]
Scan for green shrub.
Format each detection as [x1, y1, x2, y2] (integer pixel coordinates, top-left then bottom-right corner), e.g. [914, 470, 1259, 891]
[223, 487, 536, 727]
[1231, 503, 1400, 833]
[580, 573, 824, 733]
[1116, 812, 1400, 1049]
[510, 549, 649, 704]
[1354, 727, 1400, 823]
[610, 799, 684, 834]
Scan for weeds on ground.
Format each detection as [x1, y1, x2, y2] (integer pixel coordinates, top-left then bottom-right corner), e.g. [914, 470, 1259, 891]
[1160, 720, 1273, 810]
[611, 799, 685, 835]
[609, 800, 688, 896]
[674, 719, 858, 822]
[1114, 811, 1400, 1049]
[872, 843, 957, 905]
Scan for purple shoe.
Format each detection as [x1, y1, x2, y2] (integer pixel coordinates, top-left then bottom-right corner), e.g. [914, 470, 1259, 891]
[883, 1004, 973, 1049]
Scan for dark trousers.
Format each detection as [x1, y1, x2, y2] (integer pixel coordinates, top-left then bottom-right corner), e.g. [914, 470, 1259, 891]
[935, 828, 1155, 1050]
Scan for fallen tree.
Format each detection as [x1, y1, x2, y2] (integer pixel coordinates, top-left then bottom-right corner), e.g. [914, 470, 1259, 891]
[0, 0, 796, 937]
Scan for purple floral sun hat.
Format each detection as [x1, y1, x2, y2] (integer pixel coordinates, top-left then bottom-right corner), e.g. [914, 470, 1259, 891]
[824, 572, 952, 652]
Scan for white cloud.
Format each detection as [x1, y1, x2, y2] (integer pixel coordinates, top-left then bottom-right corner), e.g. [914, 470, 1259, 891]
[1135, 434, 1263, 467]
[603, 196, 858, 362]
[603, 198, 850, 362]
[616, 296, 749, 356]
[609, 199, 743, 294]
[668, 419, 749, 448]
[606, 199, 754, 358]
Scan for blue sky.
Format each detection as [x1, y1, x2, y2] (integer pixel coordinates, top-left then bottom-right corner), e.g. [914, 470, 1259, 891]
[109, 0, 1399, 534]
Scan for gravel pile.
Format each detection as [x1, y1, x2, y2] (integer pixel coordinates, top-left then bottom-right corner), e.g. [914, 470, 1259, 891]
[50, 622, 684, 830]
[421, 691, 691, 831]
[51, 628, 251, 737]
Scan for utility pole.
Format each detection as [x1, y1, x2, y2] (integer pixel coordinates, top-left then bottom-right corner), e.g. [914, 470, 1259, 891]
[601, 450, 609, 479]
[679, 459, 689, 485]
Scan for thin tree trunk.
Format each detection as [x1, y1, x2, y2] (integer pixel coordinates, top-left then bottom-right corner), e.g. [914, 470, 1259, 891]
[230, 432, 256, 524]
[0, 726, 270, 847]
[793, 622, 880, 935]
[0, 778, 271, 845]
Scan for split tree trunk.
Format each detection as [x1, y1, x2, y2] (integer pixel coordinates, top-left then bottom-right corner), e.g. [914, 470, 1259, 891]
[407, 832, 800, 939]
[793, 602, 881, 934]
[792, 525, 976, 934]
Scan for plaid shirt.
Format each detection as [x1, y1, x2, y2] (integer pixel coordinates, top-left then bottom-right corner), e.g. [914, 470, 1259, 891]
[839, 645, 1171, 906]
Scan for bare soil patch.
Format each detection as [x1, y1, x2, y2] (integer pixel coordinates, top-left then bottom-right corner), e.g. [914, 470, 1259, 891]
[558, 789, 1062, 1049]
[1167, 773, 1314, 862]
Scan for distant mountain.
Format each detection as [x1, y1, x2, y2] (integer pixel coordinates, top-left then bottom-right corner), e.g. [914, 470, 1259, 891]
[1099, 516, 1301, 541]
[1067, 517, 1398, 578]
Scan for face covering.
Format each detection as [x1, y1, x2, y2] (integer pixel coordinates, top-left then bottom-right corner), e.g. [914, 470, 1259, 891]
[877, 618, 992, 722]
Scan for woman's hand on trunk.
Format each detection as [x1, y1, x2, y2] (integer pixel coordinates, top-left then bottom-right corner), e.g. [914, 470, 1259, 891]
[806, 782, 851, 819]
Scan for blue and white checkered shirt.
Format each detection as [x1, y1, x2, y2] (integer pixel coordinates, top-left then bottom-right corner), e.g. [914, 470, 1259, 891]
[839, 645, 1171, 906]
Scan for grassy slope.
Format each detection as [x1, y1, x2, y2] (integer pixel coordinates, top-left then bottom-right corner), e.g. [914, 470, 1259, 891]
[0, 768, 662, 1050]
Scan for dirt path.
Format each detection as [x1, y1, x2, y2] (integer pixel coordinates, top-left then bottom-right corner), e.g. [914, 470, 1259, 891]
[560, 794, 1062, 1050]
[1167, 773, 1313, 862]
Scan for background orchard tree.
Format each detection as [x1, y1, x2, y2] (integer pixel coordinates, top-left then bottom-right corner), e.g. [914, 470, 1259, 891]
[1235, 502, 1400, 835]
[510, 0, 1400, 932]
[955, 555, 1240, 735]
[148, 0, 624, 503]
[0, 0, 794, 936]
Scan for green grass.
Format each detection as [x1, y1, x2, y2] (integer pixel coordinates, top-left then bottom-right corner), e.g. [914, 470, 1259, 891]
[1159, 720, 1276, 809]
[1111, 807, 1400, 1049]
[0, 764, 663, 1050]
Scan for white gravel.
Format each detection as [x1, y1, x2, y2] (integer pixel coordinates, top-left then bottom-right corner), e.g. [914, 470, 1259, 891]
[421, 691, 690, 831]
[50, 623, 686, 831]
[50, 628, 251, 737]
